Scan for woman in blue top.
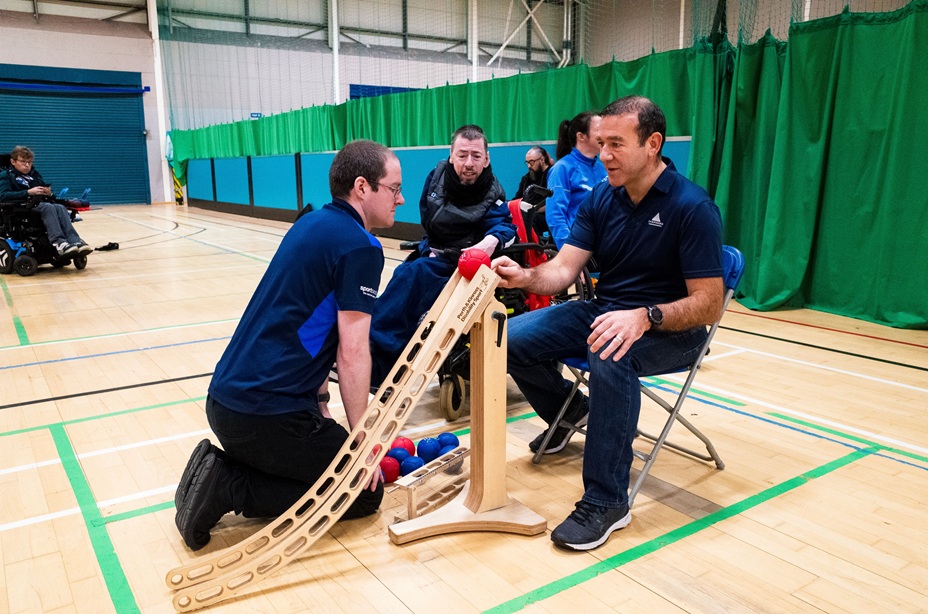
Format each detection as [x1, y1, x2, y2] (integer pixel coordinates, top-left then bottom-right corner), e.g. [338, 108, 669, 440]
[546, 111, 608, 249]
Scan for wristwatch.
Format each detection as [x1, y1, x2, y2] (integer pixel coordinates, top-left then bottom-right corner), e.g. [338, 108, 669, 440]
[646, 305, 664, 329]
[317, 392, 331, 403]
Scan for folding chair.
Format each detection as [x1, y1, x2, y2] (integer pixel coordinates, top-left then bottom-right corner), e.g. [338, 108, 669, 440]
[531, 245, 745, 508]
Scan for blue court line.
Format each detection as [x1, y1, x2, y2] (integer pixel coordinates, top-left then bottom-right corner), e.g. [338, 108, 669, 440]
[0, 336, 231, 370]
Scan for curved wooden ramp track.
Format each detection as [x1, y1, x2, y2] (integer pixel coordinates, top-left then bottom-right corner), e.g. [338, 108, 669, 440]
[164, 267, 543, 611]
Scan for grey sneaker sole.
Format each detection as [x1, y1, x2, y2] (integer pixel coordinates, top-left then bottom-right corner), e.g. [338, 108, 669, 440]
[551, 509, 632, 551]
[175, 439, 212, 509]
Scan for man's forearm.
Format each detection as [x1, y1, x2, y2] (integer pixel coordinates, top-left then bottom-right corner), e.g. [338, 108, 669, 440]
[336, 349, 372, 430]
[655, 278, 724, 332]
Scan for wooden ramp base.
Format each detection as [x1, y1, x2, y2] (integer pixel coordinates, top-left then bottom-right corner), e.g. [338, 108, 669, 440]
[388, 484, 547, 545]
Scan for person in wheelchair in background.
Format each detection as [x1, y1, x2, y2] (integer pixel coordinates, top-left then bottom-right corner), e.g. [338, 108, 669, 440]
[0, 146, 92, 257]
[369, 124, 516, 387]
[513, 146, 553, 240]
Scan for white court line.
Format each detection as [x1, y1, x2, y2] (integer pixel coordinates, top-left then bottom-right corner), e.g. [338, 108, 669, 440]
[714, 341, 928, 394]
[701, 348, 748, 363]
[2, 262, 263, 290]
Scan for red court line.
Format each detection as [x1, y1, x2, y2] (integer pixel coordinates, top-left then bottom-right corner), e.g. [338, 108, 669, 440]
[727, 308, 928, 349]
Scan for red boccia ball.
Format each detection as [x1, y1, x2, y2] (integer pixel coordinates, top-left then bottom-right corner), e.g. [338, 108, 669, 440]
[458, 248, 491, 280]
[380, 456, 401, 483]
[391, 436, 416, 456]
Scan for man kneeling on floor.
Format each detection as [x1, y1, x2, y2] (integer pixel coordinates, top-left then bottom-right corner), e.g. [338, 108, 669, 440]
[174, 140, 404, 550]
[492, 96, 724, 551]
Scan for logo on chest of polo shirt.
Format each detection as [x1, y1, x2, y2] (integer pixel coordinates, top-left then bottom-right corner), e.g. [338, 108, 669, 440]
[648, 212, 663, 228]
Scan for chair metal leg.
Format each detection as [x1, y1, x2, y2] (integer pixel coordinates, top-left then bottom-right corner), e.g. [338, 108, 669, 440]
[530, 365, 589, 463]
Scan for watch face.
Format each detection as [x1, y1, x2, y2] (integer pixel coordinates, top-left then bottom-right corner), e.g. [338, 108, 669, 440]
[648, 306, 663, 326]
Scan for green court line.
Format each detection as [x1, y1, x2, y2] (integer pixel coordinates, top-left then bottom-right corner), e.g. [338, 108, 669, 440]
[769, 412, 928, 465]
[451, 410, 538, 437]
[644, 376, 746, 406]
[484, 446, 876, 614]
[0, 276, 29, 345]
[97, 501, 175, 526]
[49, 424, 141, 614]
[0, 396, 206, 439]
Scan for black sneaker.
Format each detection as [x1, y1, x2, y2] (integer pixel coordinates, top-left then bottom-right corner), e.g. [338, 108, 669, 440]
[528, 394, 589, 454]
[175, 439, 212, 510]
[175, 452, 231, 551]
[551, 500, 631, 550]
[75, 241, 93, 254]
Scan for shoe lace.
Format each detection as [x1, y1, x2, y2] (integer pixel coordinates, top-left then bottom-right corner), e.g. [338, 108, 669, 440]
[567, 500, 606, 525]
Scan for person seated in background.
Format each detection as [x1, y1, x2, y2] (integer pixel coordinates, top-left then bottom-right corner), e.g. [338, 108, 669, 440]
[369, 124, 516, 385]
[0, 146, 92, 256]
[546, 112, 607, 250]
[514, 145, 553, 238]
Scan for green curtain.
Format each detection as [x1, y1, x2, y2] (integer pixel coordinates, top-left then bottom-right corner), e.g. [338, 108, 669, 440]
[744, 3, 928, 327]
[712, 32, 787, 306]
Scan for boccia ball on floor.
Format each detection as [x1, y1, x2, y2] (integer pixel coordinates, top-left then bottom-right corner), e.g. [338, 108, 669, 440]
[391, 436, 416, 456]
[380, 456, 401, 483]
[416, 437, 442, 463]
[400, 456, 425, 476]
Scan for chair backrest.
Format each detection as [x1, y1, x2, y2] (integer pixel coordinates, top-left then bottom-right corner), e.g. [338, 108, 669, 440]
[721, 245, 745, 294]
[0, 154, 10, 170]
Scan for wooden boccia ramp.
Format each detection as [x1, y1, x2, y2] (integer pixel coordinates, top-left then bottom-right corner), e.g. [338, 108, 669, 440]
[164, 265, 546, 611]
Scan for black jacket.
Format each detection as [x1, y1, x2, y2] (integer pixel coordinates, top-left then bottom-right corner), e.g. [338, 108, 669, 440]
[0, 166, 47, 203]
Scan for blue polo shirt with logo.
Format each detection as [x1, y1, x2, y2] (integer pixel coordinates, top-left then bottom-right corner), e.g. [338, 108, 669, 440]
[567, 158, 723, 309]
[209, 198, 384, 415]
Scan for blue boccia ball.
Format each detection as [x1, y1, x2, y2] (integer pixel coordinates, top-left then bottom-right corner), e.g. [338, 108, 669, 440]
[439, 444, 458, 456]
[437, 432, 459, 449]
[400, 455, 425, 476]
[417, 437, 442, 463]
[386, 448, 411, 463]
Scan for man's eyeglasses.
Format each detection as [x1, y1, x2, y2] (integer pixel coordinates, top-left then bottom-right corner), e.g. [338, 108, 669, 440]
[371, 181, 402, 199]
[525, 157, 542, 166]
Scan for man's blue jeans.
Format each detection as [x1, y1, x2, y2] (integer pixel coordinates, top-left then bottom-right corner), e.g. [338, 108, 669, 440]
[34, 201, 81, 245]
[508, 299, 707, 508]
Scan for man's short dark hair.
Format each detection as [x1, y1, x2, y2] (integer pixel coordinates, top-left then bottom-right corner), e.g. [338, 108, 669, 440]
[329, 140, 396, 199]
[451, 124, 488, 151]
[601, 96, 666, 154]
[11, 146, 34, 162]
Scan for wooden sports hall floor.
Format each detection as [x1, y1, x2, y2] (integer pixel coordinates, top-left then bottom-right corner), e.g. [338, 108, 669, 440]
[1, 204, 926, 613]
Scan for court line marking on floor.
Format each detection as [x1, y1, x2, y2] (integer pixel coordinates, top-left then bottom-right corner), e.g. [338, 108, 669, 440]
[660, 371, 928, 455]
[0, 262, 264, 291]
[714, 340, 928, 394]
[484, 447, 877, 614]
[0, 318, 238, 353]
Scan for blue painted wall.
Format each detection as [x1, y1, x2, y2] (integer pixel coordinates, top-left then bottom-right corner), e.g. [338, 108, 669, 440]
[213, 158, 250, 205]
[187, 159, 213, 200]
[252, 155, 297, 210]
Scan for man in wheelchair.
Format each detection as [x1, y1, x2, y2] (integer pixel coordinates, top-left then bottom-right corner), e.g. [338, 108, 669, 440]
[0, 146, 92, 257]
[369, 125, 516, 387]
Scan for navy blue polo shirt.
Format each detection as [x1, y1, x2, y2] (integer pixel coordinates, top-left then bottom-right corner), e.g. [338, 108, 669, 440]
[567, 158, 723, 309]
[209, 199, 384, 415]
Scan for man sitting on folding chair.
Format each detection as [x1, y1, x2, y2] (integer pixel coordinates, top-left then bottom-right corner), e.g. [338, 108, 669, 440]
[492, 95, 724, 552]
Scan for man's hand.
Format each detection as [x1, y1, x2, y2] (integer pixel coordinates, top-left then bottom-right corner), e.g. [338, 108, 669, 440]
[367, 466, 383, 492]
[471, 235, 500, 257]
[588, 308, 650, 362]
[491, 256, 528, 288]
[27, 186, 51, 197]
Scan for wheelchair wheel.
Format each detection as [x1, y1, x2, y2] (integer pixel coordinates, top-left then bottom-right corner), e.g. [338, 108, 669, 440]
[73, 255, 88, 270]
[551, 266, 594, 304]
[439, 374, 467, 421]
[14, 254, 38, 277]
[0, 242, 14, 274]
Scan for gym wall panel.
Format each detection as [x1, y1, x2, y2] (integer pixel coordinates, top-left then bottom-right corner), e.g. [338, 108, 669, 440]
[213, 158, 250, 206]
[299, 152, 336, 212]
[186, 159, 214, 201]
[251, 155, 298, 210]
